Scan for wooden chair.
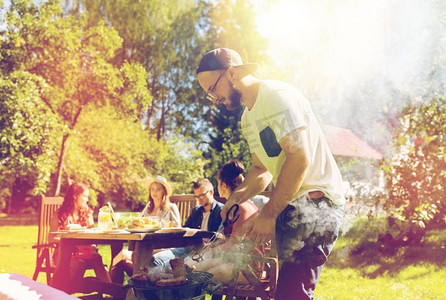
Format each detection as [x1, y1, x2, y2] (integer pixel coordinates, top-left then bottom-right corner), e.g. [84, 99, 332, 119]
[32, 196, 63, 283]
[170, 194, 198, 226]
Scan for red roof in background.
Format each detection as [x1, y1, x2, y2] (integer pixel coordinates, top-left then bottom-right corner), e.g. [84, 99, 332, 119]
[323, 125, 383, 160]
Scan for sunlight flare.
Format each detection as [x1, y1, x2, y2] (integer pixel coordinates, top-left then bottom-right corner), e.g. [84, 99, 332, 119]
[255, 0, 392, 87]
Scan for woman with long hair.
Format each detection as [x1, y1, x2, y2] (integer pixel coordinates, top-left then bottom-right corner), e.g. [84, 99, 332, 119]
[110, 176, 181, 284]
[140, 176, 181, 226]
[50, 183, 124, 298]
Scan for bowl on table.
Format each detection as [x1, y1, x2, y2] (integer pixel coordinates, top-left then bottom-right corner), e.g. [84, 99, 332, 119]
[114, 212, 140, 229]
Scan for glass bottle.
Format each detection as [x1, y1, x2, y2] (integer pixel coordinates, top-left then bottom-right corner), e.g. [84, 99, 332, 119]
[98, 206, 113, 230]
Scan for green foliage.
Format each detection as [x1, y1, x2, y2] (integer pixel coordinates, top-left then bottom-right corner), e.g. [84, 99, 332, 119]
[0, 71, 61, 196]
[381, 97, 446, 231]
[66, 106, 206, 209]
[0, 0, 273, 210]
[204, 114, 252, 191]
[72, 0, 211, 140]
[69, 0, 269, 191]
[119, 62, 153, 120]
[0, 0, 207, 211]
[1, 0, 139, 197]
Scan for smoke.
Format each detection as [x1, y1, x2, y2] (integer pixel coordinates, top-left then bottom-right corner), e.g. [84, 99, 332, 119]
[255, 0, 446, 153]
[185, 240, 258, 283]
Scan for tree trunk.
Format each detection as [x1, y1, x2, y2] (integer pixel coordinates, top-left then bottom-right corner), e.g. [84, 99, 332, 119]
[7, 181, 12, 214]
[54, 106, 82, 196]
[54, 133, 69, 196]
[157, 94, 165, 141]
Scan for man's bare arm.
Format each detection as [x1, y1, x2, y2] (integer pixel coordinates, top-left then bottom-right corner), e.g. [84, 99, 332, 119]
[246, 127, 310, 243]
[260, 127, 310, 219]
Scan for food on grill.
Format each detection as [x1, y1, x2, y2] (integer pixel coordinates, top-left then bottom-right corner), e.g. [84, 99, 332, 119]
[170, 257, 187, 278]
[185, 264, 196, 273]
[130, 268, 149, 282]
[148, 268, 174, 282]
[155, 276, 187, 287]
[131, 258, 191, 287]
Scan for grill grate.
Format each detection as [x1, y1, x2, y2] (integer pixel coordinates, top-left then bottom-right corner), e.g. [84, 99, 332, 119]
[125, 271, 215, 300]
[187, 270, 213, 285]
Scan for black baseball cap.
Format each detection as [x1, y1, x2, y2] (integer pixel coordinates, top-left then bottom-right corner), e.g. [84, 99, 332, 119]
[197, 48, 258, 74]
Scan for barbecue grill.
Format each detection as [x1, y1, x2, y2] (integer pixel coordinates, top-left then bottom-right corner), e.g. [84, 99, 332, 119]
[124, 271, 220, 300]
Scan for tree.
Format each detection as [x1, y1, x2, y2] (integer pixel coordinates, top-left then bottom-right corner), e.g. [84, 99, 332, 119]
[67, 0, 212, 142]
[65, 105, 206, 209]
[1, 0, 273, 212]
[1, 1, 209, 212]
[1, 0, 151, 197]
[0, 71, 60, 211]
[381, 97, 446, 241]
[66, 0, 269, 187]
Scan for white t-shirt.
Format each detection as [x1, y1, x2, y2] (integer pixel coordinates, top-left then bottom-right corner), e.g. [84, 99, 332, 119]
[201, 211, 210, 231]
[251, 195, 269, 211]
[241, 80, 345, 205]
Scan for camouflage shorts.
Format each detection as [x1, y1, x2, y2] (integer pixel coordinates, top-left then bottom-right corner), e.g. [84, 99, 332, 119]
[275, 194, 344, 266]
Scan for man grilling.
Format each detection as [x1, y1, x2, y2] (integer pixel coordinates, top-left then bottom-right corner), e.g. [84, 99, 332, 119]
[196, 48, 345, 300]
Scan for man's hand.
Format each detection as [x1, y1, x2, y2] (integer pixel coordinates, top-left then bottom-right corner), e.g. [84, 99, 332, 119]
[245, 213, 275, 244]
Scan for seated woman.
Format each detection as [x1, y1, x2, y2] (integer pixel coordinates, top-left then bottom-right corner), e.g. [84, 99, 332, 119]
[186, 160, 269, 284]
[49, 182, 124, 298]
[140, 175, 181, 226]
[110, 176, 181, 284]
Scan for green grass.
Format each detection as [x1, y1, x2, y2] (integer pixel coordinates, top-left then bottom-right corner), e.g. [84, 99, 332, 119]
[316, 265, 446, 299]
[315, 217, 446, 299]
[1, 222, 445, 299]
[0, 225, 109, 282]
[0, 226, 39, 277]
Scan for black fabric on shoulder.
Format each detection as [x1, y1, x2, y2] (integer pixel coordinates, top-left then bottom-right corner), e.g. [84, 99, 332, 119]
[259, 126, 282, 157]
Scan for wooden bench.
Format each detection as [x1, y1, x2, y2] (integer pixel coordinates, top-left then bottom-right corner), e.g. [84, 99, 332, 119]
[170, 194, 198, 226]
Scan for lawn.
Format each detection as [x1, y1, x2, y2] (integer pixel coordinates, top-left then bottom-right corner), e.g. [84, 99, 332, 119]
[0, 221, 445, 299]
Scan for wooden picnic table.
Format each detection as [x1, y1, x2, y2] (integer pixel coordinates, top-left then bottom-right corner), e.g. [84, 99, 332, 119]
[49, 228, 217, 295]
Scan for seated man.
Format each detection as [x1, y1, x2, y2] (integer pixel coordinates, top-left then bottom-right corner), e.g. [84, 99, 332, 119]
[151, 178, 225, 268]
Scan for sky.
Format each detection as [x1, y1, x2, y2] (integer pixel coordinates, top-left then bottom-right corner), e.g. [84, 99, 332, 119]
[254, 0, 446, 153]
